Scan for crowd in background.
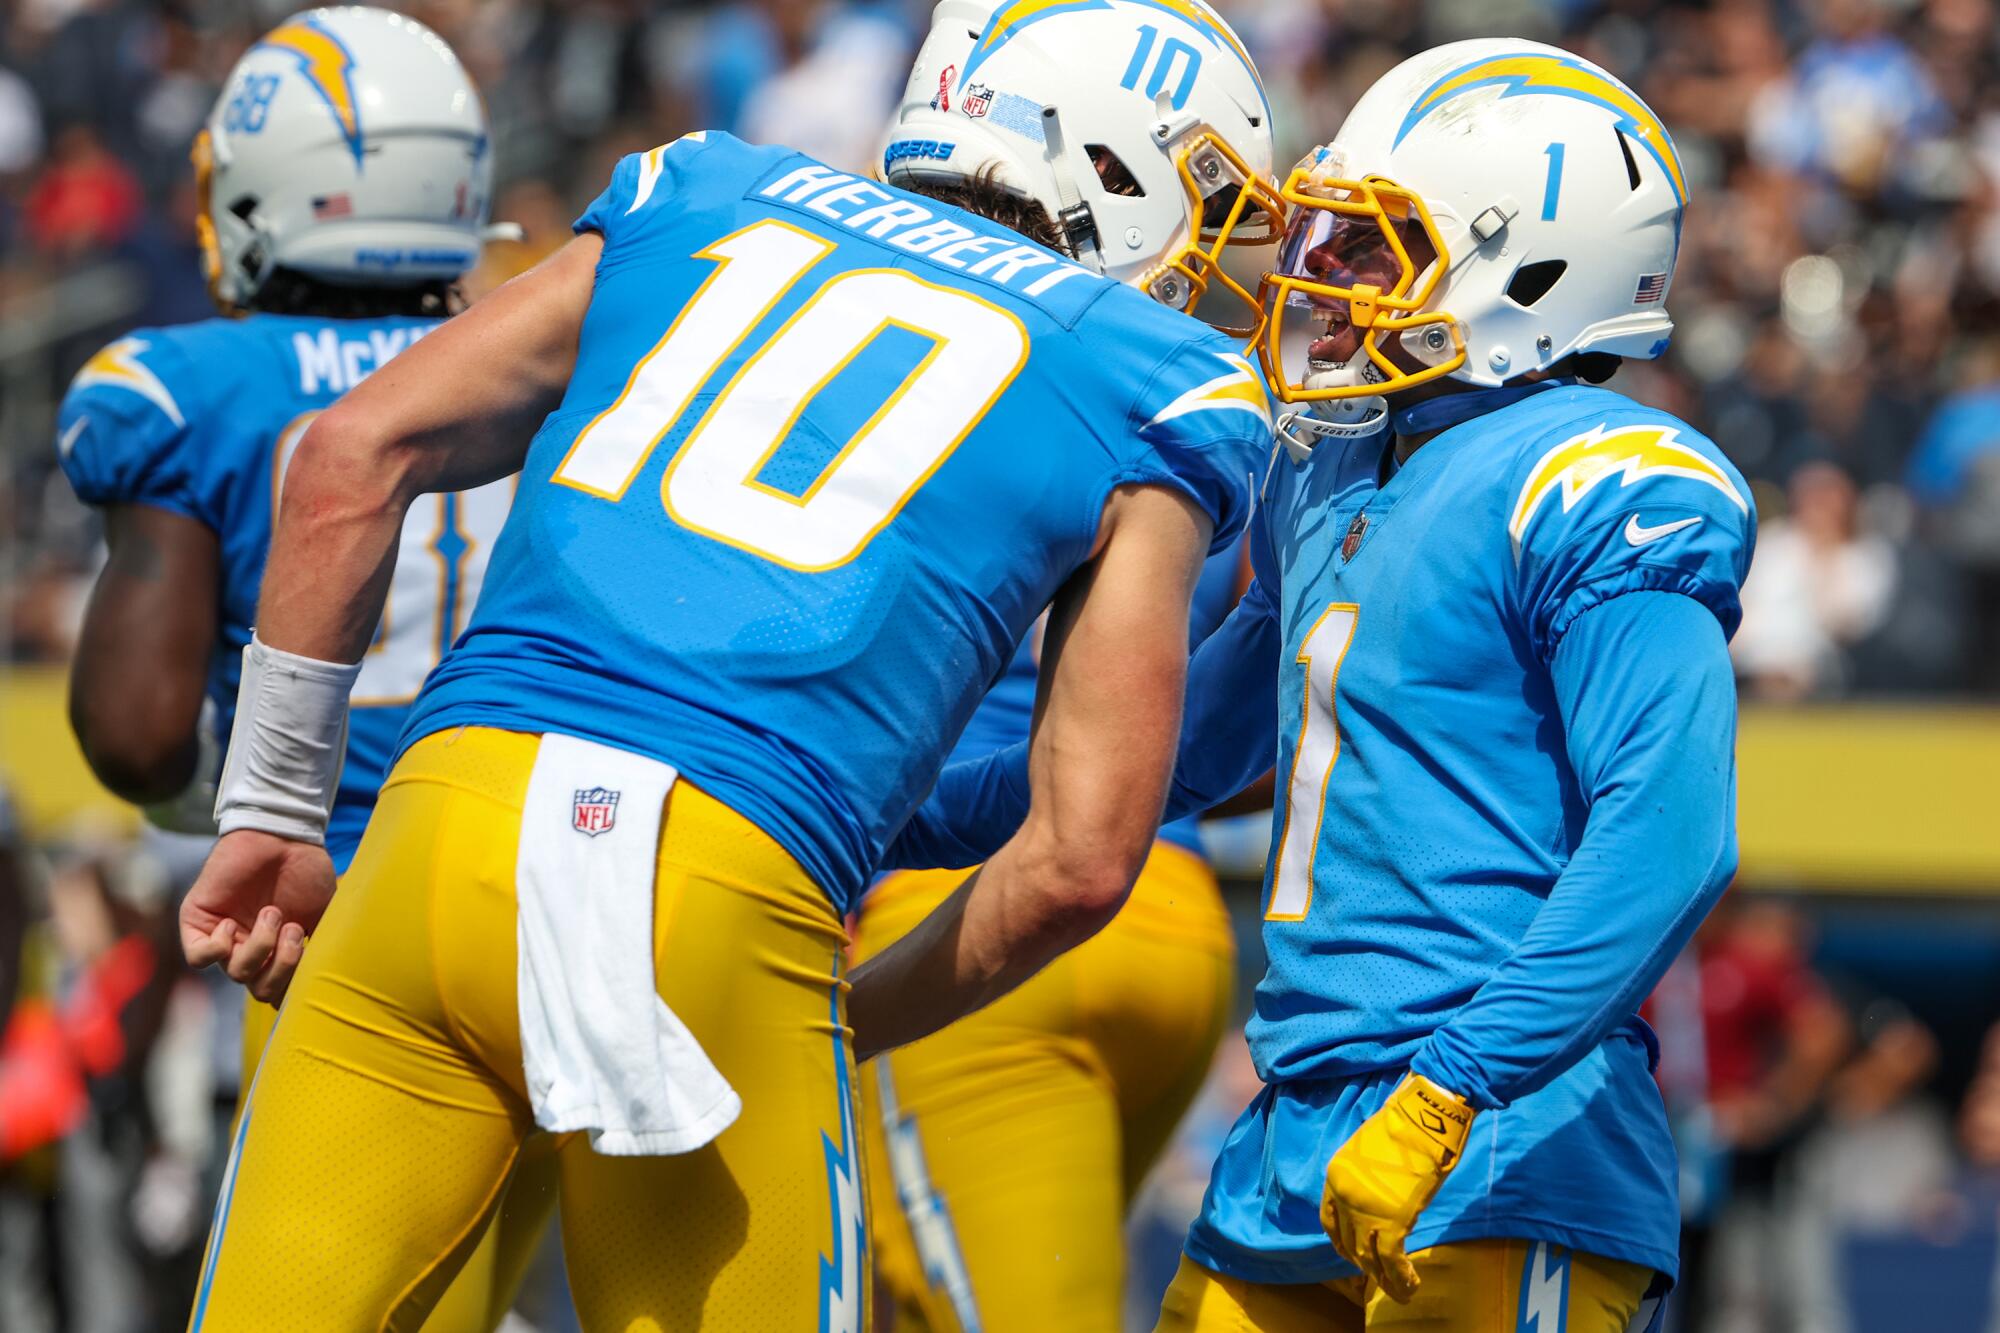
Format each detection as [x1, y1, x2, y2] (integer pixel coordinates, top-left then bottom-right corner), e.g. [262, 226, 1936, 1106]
[3, 0, 2000, 1329]
[4, 0, 2000, 694]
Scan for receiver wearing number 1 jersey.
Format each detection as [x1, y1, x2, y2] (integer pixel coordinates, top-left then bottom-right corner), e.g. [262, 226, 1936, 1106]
[890, 382, 1753, 1327]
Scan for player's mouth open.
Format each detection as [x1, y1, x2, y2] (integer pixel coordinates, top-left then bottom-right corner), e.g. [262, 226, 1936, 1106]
[1307, 316, 1362, 371]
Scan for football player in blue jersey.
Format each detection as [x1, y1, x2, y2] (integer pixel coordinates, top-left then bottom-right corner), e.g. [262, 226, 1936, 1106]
[62, 3, 511, 925]
[889, 37, 1754, 1331]
[168, 0, 1283, 1325]
[56, 10, 550, 1330]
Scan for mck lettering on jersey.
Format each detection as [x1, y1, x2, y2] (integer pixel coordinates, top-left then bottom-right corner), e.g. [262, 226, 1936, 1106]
[293, 323, 432, 395]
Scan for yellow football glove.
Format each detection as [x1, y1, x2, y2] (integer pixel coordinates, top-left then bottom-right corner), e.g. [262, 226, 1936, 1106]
[1320, 1073, 1475, 1303]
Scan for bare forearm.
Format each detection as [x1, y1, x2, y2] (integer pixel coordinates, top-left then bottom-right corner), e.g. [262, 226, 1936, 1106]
[851, 485, 1208, 1057]
[257, 466, 407, 661]
[849, 837, 1125, 1058]
[255, 236, 600, 662]
[70, 505, 218, 801]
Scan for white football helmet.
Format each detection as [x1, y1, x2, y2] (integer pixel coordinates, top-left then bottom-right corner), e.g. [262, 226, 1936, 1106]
[194, 6, 498, 313]
[883, 0, 1281, 335]
[1260, 38, 1686, 419]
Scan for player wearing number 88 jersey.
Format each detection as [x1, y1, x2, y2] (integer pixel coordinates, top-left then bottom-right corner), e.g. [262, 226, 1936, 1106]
[58, 319, 513, 860]
[179, 93, 1277, 1330]
[62, 10, 559, 1333]
[58, 3, 509, 871]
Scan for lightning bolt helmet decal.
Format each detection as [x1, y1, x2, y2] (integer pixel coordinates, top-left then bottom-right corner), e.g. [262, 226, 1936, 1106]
[257, 16, 365, 167]
[959, 0, 1268, 118]
[1393, 52, 1685, 206]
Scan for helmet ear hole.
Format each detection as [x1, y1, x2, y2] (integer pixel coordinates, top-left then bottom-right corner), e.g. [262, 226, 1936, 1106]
[229, 195, 259, 222]
[1614, 130, 1642, 191]
[1505, 259, 1567, 307]
[1086, 146, 1145, 197]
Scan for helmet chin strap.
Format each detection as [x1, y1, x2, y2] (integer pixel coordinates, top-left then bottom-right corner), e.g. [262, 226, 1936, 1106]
[1276, 400, 1387, 461]
[1039, 105, 1102, 272]
[1277, 360, 1389, 460]
[1279, 372, 1584, 464]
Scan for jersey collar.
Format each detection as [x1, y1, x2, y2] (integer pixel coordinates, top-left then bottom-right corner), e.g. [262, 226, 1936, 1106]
[1389, 377, 1578, 439]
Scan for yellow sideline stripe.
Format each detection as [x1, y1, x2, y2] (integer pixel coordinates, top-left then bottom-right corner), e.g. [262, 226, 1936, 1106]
[1735, 705, 2000, 894]
[0, 667, 137, 838]
[1, 669, 1997, 894]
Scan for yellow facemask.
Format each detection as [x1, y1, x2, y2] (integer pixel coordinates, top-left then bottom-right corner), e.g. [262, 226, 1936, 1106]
[190, 130, 245, 319]
[1145, 131, 1287, 342]
[1256, 162, 1465, 404]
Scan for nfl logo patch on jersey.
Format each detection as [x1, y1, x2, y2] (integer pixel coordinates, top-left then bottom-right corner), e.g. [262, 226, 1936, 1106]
[1342, 513, 1369, 561]
[572, 787, 620, 837]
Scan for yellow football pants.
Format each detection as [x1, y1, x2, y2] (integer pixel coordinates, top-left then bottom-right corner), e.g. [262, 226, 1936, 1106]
[237, 1000, 558, 1332]
[857, 842, 1235, 1333]
[1153, 1245, 1654, 1332]
[192, 727, 865, 1332]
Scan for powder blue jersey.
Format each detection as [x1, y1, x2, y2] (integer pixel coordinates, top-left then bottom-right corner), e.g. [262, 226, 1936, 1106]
[1176, 384, 1753, 1283]
[56, 315, 515, 871]
[400, 133, 1270, 912]
[1240, 385, 1752, 1089]
[890, 382, 1753, 1279]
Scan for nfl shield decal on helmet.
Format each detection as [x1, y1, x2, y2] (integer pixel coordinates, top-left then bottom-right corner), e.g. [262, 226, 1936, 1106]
[572, 787, 620, 837]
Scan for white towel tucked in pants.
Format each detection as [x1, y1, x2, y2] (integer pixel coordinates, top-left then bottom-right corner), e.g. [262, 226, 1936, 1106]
[515, 732, 740, 1155]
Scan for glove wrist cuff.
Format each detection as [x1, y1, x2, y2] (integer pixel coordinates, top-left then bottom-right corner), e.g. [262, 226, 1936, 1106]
[1391, 1074, 1476, 1161]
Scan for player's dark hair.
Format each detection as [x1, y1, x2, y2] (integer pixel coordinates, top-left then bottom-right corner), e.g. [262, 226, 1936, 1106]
[900, 167, 1071, 257]
[247, 267, 460, 320]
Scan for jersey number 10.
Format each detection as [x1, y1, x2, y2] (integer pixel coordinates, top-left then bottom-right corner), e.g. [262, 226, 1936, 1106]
[553, 219, 1030, 571]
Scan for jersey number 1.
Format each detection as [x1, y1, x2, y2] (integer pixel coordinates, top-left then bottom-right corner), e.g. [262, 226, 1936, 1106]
[1267, 603, 1358, 920]
[552, 218, 1029, 570]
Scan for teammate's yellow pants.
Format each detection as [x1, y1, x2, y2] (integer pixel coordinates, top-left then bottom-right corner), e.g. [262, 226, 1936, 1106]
[238, 1000, 558, 1332]
[191, 727, 865, 1332]
[857, 842, 1235, 1333]
[1153, 1246, 1655, 1332]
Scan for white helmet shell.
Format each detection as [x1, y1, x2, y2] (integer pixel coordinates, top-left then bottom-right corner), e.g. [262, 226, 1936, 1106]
[1264, 38, 1686, 403]
[196, 6, 495, 311]
[883, 0, 1277, 312]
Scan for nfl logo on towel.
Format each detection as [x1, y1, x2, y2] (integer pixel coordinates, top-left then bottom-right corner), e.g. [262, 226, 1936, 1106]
[572, 787, 620, 837]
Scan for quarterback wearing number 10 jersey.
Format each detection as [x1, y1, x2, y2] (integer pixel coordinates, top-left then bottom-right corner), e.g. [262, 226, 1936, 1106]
[193, 128, 1272, 1332]
[400, 132, 1271, 912]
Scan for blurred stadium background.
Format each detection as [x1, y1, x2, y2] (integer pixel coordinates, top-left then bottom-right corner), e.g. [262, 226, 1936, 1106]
[2, 0, 1999, 1329]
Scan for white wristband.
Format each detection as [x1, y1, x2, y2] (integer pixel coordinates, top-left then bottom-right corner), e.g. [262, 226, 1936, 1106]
[213, 635, 361, 845]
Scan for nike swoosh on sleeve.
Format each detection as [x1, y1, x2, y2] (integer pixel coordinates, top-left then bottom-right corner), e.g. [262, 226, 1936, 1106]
[57, 415, 88, 458]
[1624, 514, 1703, 547]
